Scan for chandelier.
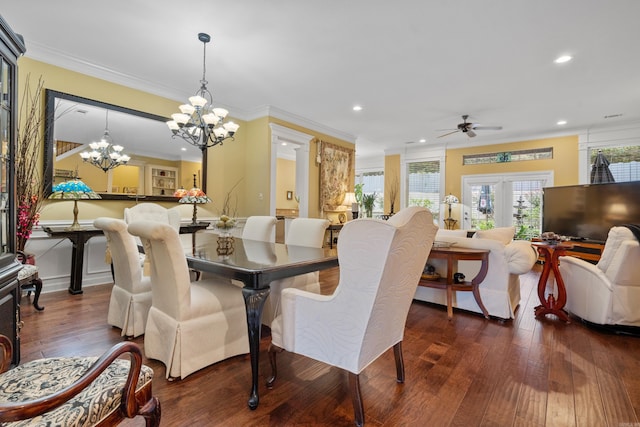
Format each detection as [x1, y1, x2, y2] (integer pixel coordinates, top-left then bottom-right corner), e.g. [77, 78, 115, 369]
[79, 111, 130, 172]
[166, 33, 239, 152]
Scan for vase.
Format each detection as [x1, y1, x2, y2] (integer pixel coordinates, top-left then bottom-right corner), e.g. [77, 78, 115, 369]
[216, 233, 234, 255]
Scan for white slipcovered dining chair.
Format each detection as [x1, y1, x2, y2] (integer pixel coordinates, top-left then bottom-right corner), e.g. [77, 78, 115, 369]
[95, 217, 152, 338]
[124, 203, 181, 231]
[127, 221, 249, 380]
[242, 216, 278, 242]
[559, 226, 640, 327]
[124, 202, 183, 272]
[267, 207, 437, 426]
[261, 217, 330, 327]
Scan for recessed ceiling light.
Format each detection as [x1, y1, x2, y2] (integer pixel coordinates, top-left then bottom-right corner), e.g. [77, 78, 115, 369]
[181, 147, 186, 151]
[419, 138, 426, 143]
[554, 55, 572, 64]
[557, 120, 567, 125]
[281, 142, 287, 146]
[352, 105, 362, 111]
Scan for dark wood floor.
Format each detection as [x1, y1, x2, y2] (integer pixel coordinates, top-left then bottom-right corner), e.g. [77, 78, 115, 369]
[18, 266, 640, 426]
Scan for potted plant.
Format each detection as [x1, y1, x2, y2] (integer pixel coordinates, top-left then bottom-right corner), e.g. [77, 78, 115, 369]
[361, 192, 377, 218]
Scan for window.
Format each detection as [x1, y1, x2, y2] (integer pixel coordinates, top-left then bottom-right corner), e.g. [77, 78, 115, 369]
[356, 170, 384, 216]
[589, 145, 640, 182]
[406, 160, 440, 222]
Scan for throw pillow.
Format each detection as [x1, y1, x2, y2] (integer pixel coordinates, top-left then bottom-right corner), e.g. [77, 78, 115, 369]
[473, 226, 516, 245]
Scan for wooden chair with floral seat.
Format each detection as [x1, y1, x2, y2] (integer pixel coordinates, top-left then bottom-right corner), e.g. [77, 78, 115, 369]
[0, 334, 161, 426]
[16, 251, 44, 311]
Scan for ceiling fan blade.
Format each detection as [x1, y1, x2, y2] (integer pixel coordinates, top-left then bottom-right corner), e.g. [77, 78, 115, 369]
[472, 125, 503, 131]
[437, 130, 460, 138]
[466, 129, 477, 138]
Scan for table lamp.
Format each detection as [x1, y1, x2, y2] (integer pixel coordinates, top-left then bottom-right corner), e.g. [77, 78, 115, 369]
[343, 192, 358, 219]
[442, 193, 459, 230]
[178, 174, 211, 225]
[48, 179, 101, 231]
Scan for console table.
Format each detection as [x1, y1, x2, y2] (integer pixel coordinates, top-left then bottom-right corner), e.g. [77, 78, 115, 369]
[42, 227, 104, 295]
[418, 246, 490, 319]
[532, 242, 573, 323]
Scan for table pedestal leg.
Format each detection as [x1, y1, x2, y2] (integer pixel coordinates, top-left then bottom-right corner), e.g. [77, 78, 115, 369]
[534, 245, 570, 323]
[69, 238, 85, 295]
[241, 287, 270, 410]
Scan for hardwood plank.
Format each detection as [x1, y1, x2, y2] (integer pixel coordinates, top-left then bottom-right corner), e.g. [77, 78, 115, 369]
[16, 266, 640, 426]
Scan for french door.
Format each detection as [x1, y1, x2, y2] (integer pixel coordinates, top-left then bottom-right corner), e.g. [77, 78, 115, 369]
[461, 172, 553, 239]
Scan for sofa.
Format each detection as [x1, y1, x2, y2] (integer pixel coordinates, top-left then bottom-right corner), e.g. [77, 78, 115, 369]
[413, 227, 538, 320]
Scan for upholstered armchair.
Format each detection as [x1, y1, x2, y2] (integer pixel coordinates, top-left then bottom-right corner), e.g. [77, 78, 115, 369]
[242, 216, 278, 242]
[127, 221, 249, 380]
[94, 218, 152, 338]
[559, 226, 640, 326]
[267, 207, 437, 426]
[261, 217, 330, 327]
[0, 335, 160, 426]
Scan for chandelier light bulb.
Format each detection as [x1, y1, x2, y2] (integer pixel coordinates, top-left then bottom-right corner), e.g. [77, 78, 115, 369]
[179, 104, 196, 115]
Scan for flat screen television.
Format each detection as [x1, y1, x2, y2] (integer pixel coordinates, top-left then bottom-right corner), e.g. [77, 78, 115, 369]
[542, 181, 640, 243]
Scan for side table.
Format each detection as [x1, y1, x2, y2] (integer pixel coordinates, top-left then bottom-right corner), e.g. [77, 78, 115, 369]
[419, 246, 490, 319]
[532, 242, 573, 323]
[42, 227, 104, 295]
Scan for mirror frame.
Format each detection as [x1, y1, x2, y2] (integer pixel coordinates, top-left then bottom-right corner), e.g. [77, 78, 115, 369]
[43, 89, 190, 201]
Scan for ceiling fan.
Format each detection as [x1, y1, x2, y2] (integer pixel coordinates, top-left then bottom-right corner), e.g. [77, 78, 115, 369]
[437, 115, 502, 138]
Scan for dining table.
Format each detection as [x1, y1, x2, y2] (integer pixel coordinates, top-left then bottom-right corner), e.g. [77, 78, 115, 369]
[186, 232, 339, 410]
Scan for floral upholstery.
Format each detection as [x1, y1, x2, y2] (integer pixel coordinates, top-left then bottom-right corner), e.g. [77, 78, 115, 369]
[17, 264, 38, 281]
[0, 357, 153, 426]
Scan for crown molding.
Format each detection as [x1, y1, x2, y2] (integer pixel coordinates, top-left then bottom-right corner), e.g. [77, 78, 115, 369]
[25, 42, 357, 146]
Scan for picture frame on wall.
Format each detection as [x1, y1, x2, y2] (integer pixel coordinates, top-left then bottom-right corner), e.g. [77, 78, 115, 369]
[286, 190, 293, 200]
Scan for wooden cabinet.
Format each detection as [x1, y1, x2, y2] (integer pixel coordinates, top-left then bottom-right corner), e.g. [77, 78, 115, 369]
[145, 165, 178, 196]
[0, 15, 26, 365]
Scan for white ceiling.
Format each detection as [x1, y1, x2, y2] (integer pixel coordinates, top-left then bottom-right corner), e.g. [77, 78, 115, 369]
[2, 0, 640, 159]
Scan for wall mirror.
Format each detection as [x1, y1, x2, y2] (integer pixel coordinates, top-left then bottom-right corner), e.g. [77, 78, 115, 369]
[43, 90, 202, 200]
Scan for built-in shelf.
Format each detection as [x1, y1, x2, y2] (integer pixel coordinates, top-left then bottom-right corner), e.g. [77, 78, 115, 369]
[145, 165, 178, 196]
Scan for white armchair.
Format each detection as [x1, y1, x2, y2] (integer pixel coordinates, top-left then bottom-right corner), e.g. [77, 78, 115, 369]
[261, 218, 330, 326]
[127, 221, 249, 379]
[267, 207, 437, 426]
[559, 226, 640, 326]
[94, 217, 152, 338]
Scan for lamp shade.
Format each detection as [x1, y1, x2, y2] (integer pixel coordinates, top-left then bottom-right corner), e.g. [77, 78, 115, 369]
[178, 186, 211, 204]
[48, 179, 101, 231]
[443, 194, 459, 205]
[342, 192, 357, 206]
[49, 179, 101, 200]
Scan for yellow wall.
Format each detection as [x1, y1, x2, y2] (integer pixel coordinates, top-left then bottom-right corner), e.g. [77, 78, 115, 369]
[269, 117, 356, 218]
[276, 158, 297, 209]
[384, 154, 401, 214]
[18, 57, 354, 221]
[444, 135, 579, 197]
[383, 135, 579, 211]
